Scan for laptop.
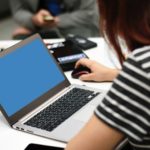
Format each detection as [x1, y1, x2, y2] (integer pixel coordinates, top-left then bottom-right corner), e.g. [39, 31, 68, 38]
[0, 34, 105, 142]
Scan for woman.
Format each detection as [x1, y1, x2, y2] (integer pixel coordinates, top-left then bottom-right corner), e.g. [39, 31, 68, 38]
[66, 0, 150, 150]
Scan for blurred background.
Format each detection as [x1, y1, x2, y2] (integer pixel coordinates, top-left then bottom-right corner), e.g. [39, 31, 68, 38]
[0, 0, 100, 40]
[0, 0, 18, 40]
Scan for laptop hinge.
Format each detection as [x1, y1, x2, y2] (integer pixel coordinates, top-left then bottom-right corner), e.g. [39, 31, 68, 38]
[19, 86, 73, 123]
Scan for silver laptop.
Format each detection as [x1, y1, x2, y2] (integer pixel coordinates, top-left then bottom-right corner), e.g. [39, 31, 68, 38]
[0, 34, 105, 142]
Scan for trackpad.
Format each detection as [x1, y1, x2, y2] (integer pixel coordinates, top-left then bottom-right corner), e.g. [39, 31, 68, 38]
[73, 105, 95, 122]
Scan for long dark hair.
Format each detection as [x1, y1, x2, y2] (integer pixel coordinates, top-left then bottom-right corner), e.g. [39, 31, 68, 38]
[98, 0, 150, 64]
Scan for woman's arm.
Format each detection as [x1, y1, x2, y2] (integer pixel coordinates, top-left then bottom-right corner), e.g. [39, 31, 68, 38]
[66, 115, 124, 150]
[75, 58, 120, 82]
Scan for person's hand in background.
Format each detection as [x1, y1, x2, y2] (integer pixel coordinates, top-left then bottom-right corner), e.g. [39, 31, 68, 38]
[75, 58, 119, 82]
[32, 9, 59, 28]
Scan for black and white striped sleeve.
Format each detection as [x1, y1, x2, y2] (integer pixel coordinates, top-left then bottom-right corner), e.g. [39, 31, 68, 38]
[95, 47, 150, 142]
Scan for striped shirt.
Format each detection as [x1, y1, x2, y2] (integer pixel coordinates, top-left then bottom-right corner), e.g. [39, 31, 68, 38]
[95, 46, 150, 150]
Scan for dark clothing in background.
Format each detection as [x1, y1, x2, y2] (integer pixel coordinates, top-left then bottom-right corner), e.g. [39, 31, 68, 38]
[39, 0, 64, 16]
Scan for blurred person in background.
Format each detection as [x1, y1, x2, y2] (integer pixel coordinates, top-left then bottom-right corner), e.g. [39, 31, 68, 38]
[9, 0, 99, 39]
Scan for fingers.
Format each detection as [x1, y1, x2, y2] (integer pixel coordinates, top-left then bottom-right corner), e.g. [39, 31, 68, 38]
[75, 58, 92, 68]
[33, 9, 52, 27]
[39, 9, 51, 16]
[79, 73, 95, 81]
[39, 10, 51, 23]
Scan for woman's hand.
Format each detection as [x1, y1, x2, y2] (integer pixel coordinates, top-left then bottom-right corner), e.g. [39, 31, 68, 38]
[75, 58, 119, 82]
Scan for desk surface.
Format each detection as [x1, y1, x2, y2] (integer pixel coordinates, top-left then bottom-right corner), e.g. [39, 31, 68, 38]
[0, 38, 119, 150]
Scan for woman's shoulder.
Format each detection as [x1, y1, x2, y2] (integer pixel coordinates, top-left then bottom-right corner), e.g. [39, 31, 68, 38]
[128, 46, 150, 76]
[132, 45, 150, 57]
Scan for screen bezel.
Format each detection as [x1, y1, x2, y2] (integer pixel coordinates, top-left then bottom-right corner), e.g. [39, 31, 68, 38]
[0, 34, 70, 126]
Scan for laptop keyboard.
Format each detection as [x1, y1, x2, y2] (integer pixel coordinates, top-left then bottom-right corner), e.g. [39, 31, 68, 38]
[25, 88, 100, 131]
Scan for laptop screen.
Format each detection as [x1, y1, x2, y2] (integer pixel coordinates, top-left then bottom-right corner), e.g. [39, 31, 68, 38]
[0, 37, 65, 117]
